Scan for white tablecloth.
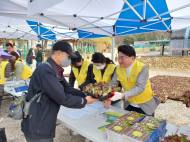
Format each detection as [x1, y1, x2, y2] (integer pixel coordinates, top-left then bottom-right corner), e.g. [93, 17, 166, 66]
[58, 102, 190, 142]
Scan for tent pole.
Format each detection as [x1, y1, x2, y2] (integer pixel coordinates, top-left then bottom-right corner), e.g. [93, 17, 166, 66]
[111, 37, 115, 61]
[143, 0, 147, 20]
[146, 0, 170, 31]
[123, 0, 143, 20]
[146, 2, 190, 22]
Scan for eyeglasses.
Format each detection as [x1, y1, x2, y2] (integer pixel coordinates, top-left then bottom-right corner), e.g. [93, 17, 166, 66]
[118, 55, 131, 60]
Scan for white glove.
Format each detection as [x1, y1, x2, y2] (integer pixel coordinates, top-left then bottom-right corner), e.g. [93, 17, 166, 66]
[110, 92, 124, 101]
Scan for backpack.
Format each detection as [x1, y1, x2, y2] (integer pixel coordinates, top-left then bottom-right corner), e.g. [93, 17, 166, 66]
[8, 92, 41, 120]
[8, 62, 52, 120]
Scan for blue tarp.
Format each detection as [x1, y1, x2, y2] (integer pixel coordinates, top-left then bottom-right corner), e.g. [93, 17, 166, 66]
[115, 0, 171, 36]
[27, 0, 171, 40]
[77, 30, 106, 39]
[27, 20, 56, 40]
[27, 21, 106, 40]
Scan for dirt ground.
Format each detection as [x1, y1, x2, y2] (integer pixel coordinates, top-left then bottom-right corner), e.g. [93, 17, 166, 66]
[0, 99, 86, 142]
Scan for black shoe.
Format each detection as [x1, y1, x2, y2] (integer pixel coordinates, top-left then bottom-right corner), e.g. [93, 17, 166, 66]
[0, 128, 7, 142]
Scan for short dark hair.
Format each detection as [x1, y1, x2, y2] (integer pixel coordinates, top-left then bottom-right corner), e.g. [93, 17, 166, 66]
[118, 45, 136, 58]
[36, 44, 42, 48]
[71, 51, 82, 65]
[91, 52, 106, 63]
[10, 51, 19, 60]
[6, 42, 13, 47]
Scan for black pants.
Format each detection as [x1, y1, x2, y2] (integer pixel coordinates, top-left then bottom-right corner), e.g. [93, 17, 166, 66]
[125, 105, 146, 114]
[0, 128, 7, 142]
[25, 137, 53, 142]
[125, 105, 154, 116]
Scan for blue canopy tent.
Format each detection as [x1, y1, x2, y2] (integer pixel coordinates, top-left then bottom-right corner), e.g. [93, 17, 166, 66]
[2, 0, 190, 38]
[25, 0, 177, 59]
[26, 20, 57, 40]
[26, 0, 174, 37]
[27, 21, 107, 40]
[115, 0, 171, 36]
[2, 0, 190, 58]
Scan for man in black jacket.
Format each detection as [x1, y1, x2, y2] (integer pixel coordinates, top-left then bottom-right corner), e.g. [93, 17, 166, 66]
[21, 41, 96, 142]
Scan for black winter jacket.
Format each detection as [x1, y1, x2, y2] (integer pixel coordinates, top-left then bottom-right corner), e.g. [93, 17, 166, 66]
[21, 57, 87, 139]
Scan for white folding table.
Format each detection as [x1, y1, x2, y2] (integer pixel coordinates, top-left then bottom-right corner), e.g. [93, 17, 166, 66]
[58, 102, 190, 142]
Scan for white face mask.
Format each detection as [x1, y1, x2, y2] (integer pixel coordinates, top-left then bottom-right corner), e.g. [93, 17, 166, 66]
[96, 64, 106, 70]
[60, 57, 71, 67]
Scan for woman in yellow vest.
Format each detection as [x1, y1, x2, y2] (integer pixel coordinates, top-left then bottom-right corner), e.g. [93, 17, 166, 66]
[0, 49, 12, 111]
[10, 51, 32, 80]
[69, 51, 92, 90]
[91, 52, 116, 84]
[110, 45, 159, 116]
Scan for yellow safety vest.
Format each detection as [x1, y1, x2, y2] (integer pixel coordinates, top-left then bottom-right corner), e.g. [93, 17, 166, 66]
[15, 60, 32, 80]
[72, 60, 90, 86]
[0, 61, 9, 84]
[116, 60, 153, 104]
[93, 64, 116, 83]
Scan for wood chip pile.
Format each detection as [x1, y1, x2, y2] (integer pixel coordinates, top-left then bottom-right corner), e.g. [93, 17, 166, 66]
[138, 56, 190, 71]
[150, 75, 190, 107]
